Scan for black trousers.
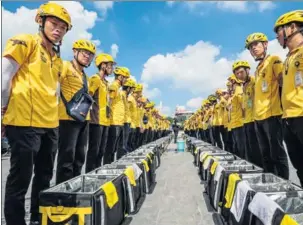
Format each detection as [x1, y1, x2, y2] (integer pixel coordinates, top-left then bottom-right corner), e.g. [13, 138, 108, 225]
[223, 128, 233, 153]
[4, 126, 58, 225]
[127, 127, 136, 152]
[123, 123, 130, 152]
[283, 116, 303, 186]
[85, 124, 109, 173]
[104, 125, 123, 164]
[232, 126, 246, 159]
[56, 120, 88, 184]
[255, 116, 289, 179]
[244, 122, 263, 168]
[134, 127, 141, 149]
[213, 126, 223, 149]
[174, 131, 178, 143]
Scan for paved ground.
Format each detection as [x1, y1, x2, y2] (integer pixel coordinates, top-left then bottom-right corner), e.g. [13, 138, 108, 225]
[130, 142, 216, 225]
[1, 138, 300, 224]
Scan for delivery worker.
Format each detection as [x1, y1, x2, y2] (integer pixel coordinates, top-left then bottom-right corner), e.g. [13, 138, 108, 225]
[233, 61, 263, 166]
[1, 2, 71, 225]
[127, 80, 138, 151]
[245, 32, 289, 179]
[104, 66, 130, 164]
[122, 78, 136, 152]
[56, 39, 96, 184]
[274, 10, 303, 184]
[227, 73, 246, 158]
[213, 91, 224, 149]
[85, 53, 116, 173]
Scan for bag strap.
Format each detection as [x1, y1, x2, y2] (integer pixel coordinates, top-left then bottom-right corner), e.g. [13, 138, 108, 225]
[60, 61, 89, 107]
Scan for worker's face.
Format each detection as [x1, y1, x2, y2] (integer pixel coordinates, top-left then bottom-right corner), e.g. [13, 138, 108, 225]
[248, 41, 267, 58]
[234, 67, 247, 81]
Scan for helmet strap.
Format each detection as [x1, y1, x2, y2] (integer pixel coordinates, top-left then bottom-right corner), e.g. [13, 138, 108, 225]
[282, 26, 303, 49]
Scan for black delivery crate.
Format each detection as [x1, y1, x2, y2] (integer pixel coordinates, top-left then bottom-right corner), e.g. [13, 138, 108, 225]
[88, 166, 138, 214]
[39, 174, 129, 225]
[228, 173, 303, 225]
[120, 155, 156, 189]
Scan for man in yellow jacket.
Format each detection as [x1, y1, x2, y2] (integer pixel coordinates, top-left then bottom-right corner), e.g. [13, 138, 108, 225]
[122, 79, 136, 152]
[233, 61, 263, 166]
[56, 39, 96, 184]
[227, 73, 246, 158]
[274, 10, 303, 185]
[1, 3, 72, 224]
[85, 53, 116, 173]
[104, 67, 130, 163]
[245, 32, 289, 179]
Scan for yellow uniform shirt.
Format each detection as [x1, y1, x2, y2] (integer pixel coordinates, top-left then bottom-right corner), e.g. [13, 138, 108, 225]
[121, 91, 131, 124]
[59, 61, 90, 121]
[229, 85, 244, 130]
[212, 103, 220, 126]
[254, 55, 283, 121]
[243, 76, 255, 124]
[282, 45, 303, 118]
[109, 80, 125, 126]
[3, 34, 62, 128]
[128, 94, 138, 129]
[138, 106, 145, 128]
[89, 74, 110, 126]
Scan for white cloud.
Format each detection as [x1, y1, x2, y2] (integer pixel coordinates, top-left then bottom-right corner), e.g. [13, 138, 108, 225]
[156, 101, 172, 116]
[255, 2, 276, 12]
[141, 39, 287, 96]
[2, 2, 100, 60]
[173, 1, 275, 14]
[94, 1, 114, 17]
[142, 82, 161, 99]
[215, 1, 248, 13]
[166, 1, 175, 7]
[110, 43, 119, 58]
[186, 97, 203, 110]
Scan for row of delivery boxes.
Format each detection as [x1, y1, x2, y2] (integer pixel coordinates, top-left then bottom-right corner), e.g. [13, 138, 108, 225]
[186, 136, 303, 225]
[38, 135, 173, 225]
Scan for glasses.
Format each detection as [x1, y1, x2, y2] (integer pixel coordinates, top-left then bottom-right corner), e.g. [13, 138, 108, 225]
[79, 49, 94, 57]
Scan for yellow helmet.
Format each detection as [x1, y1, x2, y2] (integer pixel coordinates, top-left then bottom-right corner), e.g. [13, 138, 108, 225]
[123, 79, 136, 88]
[95, 53, 116, 68]
[208, 94, 217, 102]
[139, 97, 147, 103]
[232, 60, 250, 72]
[245, 32, 268, 49]
[73, 39, 96, 54]
[145, 102, 155, 108]
[274, 10, 303, 32]
[113, 66, 130, 77]
[35, 2, 72, 30]
[216, 89, 223, 95]
[134, 83, 143, 92]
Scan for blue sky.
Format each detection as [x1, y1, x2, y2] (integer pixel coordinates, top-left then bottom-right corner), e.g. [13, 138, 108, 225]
[2, 1, 301, 116]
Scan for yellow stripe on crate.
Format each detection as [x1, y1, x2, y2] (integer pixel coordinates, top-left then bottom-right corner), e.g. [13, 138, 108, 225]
[224, 173, 241, 209]
[194, 147, 198, 154]
[124, 167, 136, 186]
[281, 214, 299, 225]
[201, 153, 209, 162]
[141, 159, 150, 172]
[101, 181, 119, 209]
[210, 161, 219, 175]
[147, 154, 153, 162]
[39, 206, 92, 225]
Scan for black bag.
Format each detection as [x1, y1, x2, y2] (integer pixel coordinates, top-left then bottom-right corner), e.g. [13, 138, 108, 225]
[61, 72, 94, 122]
[143, 115, 148, 125]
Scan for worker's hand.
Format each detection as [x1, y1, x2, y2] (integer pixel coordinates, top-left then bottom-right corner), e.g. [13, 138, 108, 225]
[140, 128, 145, 133]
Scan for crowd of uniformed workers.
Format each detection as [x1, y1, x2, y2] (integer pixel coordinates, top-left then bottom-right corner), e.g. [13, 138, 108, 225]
[1, 2, 171, 225]
[185, 10, 303, 190]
